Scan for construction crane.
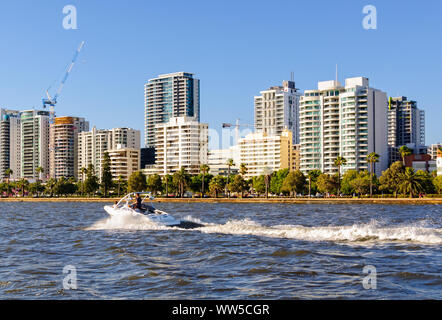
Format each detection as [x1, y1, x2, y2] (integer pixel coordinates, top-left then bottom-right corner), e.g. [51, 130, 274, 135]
[42, 41, 85, 123]
[222, 119, 255, 143]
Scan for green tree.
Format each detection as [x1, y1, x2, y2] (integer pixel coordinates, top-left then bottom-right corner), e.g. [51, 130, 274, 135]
[162, 174, 173, 197]
[16, 178, 29, 197]
[270, 169, 289, 195]
[252, 175, 266, 196]
[433, 175, 442, 194]
[127, 171, 147, 193]
[239, 163, 248, 177]
[173, 168, 190, 198]
[379, 161, 405, 197]
[398, 167, 423, 198]
[350, 171, 371, 197]
[281, 170, 306, 197]
[367, 152, 380, 197]
[307, 170, 322, 197]
[4, 168, 13, 197]
[416, 170, 435, 194]
[114, 175, 126, 197]
[147, 174, 163, 195]
[225, 159, 235, 198]
[79, 167, 88, 195]
[101, 152, 113, 197]
[316, 174, 338, 196]
[341, 169, 359, 195]
[399, 145, 412, 166]
[45, 178, 57, 197]
[84, 164, 100, 196]
[333, 156, 347, 195]
[227, 174, 247, 197]
[29, 180, 45, 197]
[200, 164, 210, 197]
[35, 166, 44, 182]
[209, 175, 225, 198]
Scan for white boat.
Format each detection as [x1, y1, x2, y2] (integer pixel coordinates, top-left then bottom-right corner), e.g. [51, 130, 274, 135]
[104, 192, 181, 227]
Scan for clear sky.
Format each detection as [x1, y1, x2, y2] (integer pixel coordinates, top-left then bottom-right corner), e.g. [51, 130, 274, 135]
[1, 0, 441, 147]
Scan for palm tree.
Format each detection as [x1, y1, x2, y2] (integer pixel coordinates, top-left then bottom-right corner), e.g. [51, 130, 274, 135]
[262, 167, 273, 199]
[35, 166, 44, 182]
[239, 163, 248, 177]
[173, 168, 189, 198]
[399, 167, 423, 198]
[17, 178, 29, 197]
[367, 152, 380, 197]
[4, 168, 13, 197]
[200, 164, 210, 198]
[333, 156, 347, 195]
[116, 175, 125, 197]
[399, 145, 412, 166]
[225, 158, 235, 198]
[80, 167, 88, 195]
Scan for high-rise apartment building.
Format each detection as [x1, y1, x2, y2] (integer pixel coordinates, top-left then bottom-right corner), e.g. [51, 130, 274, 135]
[20, 110, 50, 180]
[387, 96, 425, 148]
[254, 80, 301, 144]
[299, 77, 388, 176]
[49, 116, 89, 179]
[77, 127, 140, 180]
[0, 109, 21, 180]
[149, 116, 208, 175]
[144, 72, 200, 147]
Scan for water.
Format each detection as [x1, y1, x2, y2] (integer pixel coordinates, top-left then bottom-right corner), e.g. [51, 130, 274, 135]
[0, 202, 441, 299]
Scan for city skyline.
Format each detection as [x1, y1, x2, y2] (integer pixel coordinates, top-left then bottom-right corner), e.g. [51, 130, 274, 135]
[0, 1, 441, 147]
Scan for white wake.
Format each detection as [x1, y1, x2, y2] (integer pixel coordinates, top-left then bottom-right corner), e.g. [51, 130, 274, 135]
[87, 214, 442, 245]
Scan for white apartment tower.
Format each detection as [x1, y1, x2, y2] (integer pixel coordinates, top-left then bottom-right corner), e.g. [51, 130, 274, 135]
[145, 72, 200, 147]
[77, 127, 140, 180]
[0, 109, 21, 180]
[153, 116, 208, 175]
[20, 110, 50, 180]
[254, 80, 301, 144]
[299, 77, 388, 176]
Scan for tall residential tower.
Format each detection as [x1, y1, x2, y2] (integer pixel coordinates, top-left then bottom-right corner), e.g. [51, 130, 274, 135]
[144, 72, 200, 147]
[299, 77, 388, 176]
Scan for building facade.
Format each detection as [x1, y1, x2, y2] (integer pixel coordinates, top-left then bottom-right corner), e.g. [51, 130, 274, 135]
[428, 143, 442, 160]
[387, 97, 425, 148]
[49, 116, 89, 179]
[299, 77, 388, 176]
[107, 145, 140, 180]
[145, 72, 200, 147]
[0, 109, 21, 180]
[207, 145, 240, 176]
[254, 80, 300, 144]
[238, 130, 294, 178]
[77, 127, 140, 180]
[150, 116, 208, 175]
[20, 110, 50, 180]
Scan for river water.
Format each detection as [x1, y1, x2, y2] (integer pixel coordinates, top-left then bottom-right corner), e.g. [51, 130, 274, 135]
[0, 202, 441, 299]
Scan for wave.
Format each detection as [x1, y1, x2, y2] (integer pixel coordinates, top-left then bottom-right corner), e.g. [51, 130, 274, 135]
[87, 214, 442, 245]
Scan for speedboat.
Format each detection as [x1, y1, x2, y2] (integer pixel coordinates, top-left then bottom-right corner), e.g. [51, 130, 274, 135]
[103, 192, 204, 229]
[104, 192, 181, 227]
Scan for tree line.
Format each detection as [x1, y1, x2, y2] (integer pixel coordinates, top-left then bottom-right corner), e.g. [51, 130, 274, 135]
[1, 149, 441, 198]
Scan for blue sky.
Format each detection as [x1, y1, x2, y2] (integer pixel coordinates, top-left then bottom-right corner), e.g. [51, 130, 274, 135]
[1, 0, 441, 147]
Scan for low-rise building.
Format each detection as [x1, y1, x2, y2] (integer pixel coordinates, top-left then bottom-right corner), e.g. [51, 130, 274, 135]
[107, 145, 140, 180]
[238, 130, 294, 178]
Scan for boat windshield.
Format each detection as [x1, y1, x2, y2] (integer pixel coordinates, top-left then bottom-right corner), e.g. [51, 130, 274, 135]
[115, 192, 152, 208]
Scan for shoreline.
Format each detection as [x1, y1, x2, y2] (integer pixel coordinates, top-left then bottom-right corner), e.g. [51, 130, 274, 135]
[0, 197, 441, 205]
